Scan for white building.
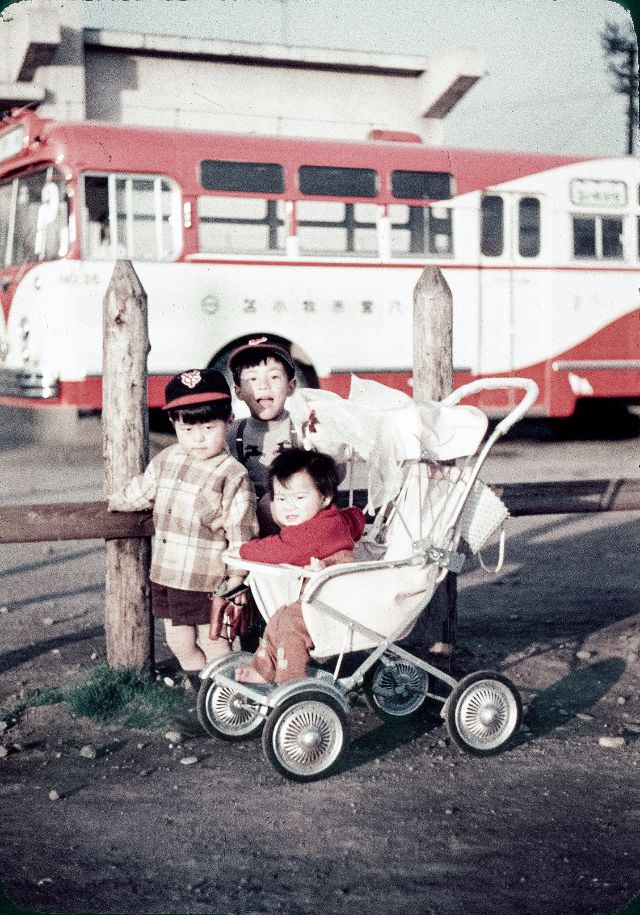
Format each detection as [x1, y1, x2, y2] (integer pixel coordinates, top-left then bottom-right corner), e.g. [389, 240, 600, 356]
[1, 0, 485, 144]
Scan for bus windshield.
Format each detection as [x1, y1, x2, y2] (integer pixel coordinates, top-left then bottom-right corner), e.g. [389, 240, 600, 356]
[0, 167, 68, 267]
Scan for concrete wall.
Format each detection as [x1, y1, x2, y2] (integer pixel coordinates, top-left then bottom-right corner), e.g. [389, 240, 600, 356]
[85, 48, 445, 142]
[1, 0, 86, 118]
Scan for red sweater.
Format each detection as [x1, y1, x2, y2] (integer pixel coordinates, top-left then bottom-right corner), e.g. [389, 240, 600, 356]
[239, 505, 365, 566]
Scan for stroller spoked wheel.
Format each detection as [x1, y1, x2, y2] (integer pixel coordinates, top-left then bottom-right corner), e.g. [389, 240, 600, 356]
[364, 658, 430, 722]
[197, 653, 265, 742]
[262, 691, 350, 782]
[445, 671, 522, 756]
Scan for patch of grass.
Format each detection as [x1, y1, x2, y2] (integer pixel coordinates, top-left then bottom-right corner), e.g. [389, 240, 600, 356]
[66, 664, 188, 728]
[28, 687, 65, 707]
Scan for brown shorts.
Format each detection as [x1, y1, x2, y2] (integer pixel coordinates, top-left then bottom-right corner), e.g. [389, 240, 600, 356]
[150, 582, 211, 626]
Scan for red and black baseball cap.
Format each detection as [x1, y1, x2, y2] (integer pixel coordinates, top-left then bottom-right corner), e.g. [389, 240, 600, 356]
[163, 369, 231, 410]
[227, 337, 296, 380]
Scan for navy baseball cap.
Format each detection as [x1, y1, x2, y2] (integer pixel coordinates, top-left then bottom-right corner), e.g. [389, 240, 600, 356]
[163, 369, 231, 410]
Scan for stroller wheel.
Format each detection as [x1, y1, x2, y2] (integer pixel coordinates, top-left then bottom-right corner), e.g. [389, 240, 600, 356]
[197, 653, 265, 742]
[445, 671, 522, 756]
[262, 691, 350, 782]
[364, 659, 430, 722]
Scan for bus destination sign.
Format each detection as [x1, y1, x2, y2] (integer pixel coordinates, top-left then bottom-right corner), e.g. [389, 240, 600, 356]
[570, 178, 626, 208]
[0, 127, 26, 164]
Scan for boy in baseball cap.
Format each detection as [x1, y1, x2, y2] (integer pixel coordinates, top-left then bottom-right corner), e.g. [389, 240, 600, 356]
[109, 368, 257, 681]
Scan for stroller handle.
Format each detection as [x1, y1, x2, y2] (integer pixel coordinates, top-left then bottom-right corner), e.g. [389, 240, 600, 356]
[441, 377, 539, 436]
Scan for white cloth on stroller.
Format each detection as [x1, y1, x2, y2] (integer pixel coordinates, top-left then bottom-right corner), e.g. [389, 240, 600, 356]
[288, 376, 488, 511]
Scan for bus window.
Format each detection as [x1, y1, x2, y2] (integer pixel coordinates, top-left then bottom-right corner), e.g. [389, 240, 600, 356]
[200, 160, 284, 194]
[518, 197, 541, 257]
[391, 170, 453, 200]
[81, 173, 180, 261]
[298, 166, 377, 198]
[601, 216, 623, 259]
[480, 195, 504, 257]
[389, 204, 453, 256]
[297, 201, 378, 256]
[572, 215, 623, 259]
[197, 196, 285, 254]
[6, 169, 67, 266]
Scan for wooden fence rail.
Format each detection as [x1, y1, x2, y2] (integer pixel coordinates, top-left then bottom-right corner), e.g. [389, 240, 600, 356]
[1, 477, 639, 545]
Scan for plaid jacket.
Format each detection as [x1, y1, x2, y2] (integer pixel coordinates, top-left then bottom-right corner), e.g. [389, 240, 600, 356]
[111, 445, 258, 592]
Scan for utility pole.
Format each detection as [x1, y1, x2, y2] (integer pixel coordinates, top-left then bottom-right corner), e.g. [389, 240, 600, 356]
[601, 20, 639, 155]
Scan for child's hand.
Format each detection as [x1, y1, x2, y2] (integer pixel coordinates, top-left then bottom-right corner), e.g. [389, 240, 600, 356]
[225, 575, 247, 603]
[230, 589, 248, 607]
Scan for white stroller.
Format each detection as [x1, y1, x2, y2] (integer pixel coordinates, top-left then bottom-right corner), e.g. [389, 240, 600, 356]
[197, 377, 538, 781]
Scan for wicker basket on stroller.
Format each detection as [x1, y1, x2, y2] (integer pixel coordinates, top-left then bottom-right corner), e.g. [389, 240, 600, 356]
[197, 377, 538, 781]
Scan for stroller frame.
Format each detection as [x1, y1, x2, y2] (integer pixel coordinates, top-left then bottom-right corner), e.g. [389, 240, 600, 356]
[197, 378, 538, 781]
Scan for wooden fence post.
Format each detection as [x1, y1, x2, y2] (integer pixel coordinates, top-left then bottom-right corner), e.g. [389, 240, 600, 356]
[102, 260, 153, 670]
[412, 265, 457, 659]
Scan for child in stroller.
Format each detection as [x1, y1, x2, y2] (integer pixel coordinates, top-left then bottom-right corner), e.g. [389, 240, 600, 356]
[197, 376, 539, 782]
[234, 448, 365, 685]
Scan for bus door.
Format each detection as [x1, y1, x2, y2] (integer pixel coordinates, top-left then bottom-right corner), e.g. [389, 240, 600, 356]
[477, 192, 512, 376]
[478, 191, 549, 380]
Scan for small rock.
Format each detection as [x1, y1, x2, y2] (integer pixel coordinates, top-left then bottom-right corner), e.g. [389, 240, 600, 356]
[508, 614, 520, 621]
[12, 743, 23, 752]
[48, 789, 61, 801]
[0, 606, 8, 614]
[598, 736, 626, 749]
[576, 713, 594, 722]
[79, 745, 97, 760]
[164, 730, 182, 744]
[90, 652, 98, 661]
[54, 752, 62, 759]
[623, 722, 640, 734]
[42, 617, 54, 627]
[430, 642, 452, 656]
[0, 721, 8, 734]
[576, 650, 593, 661]
[0, 746, 10, 759]
[180, 756, 198, 766]
[51, 649, 60, 656]
[163, 676, 175, 688]
[137, 743, 146, 750]
[616, 696, 628, 706]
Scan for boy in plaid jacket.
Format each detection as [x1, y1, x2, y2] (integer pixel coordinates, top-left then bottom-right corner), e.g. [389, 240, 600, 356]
[109, 369, 257, 678]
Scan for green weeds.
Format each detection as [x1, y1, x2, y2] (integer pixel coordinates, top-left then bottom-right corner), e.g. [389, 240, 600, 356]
[1, 667, 189, 731]
[66, 665, 188, 728]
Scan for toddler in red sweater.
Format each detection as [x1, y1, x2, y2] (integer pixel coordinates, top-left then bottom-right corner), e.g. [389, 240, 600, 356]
[236, 448, 365, 684]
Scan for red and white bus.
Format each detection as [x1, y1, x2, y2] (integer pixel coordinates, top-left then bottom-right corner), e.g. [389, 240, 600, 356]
[0, 109, 638, 416]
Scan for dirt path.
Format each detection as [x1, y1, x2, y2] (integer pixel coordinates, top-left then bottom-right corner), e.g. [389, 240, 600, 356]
[1, 410, 639, 914]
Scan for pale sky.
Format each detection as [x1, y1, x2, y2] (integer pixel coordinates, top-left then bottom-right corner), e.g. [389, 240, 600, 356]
[82, 0, 635, 157]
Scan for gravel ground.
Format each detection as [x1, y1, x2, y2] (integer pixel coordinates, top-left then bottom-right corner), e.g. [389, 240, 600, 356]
[1, 406, 639, 915]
